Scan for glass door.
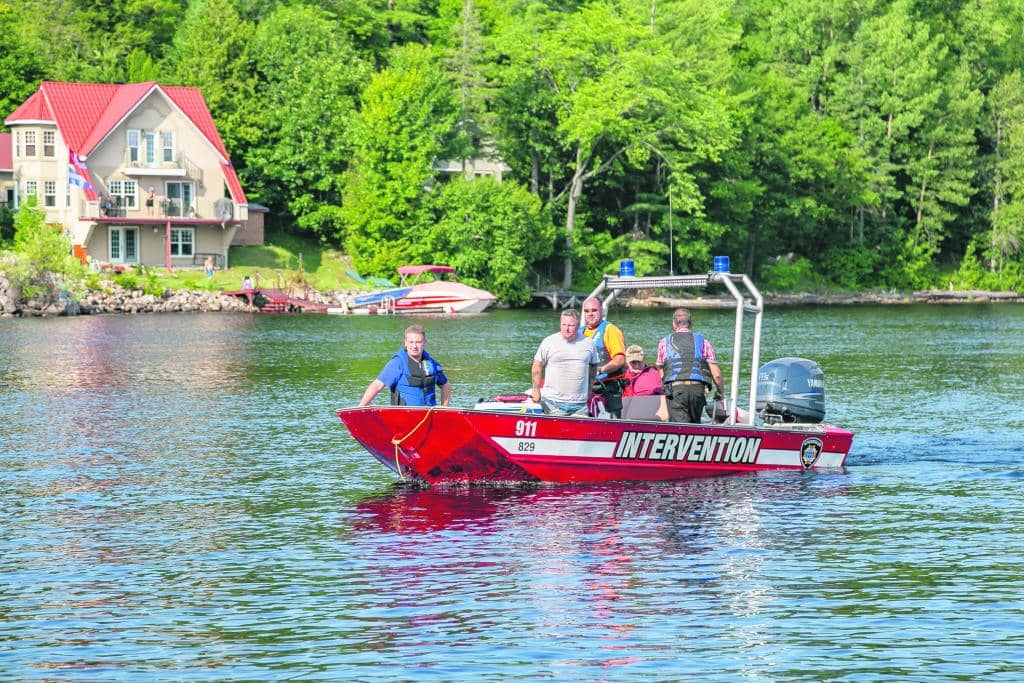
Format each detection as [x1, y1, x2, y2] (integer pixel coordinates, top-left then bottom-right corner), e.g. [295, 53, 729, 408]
[124, 228, 138, 262]
[165, 182, 195, 217]
[109, 227, 139, 263]
[145, 132, 156, 167]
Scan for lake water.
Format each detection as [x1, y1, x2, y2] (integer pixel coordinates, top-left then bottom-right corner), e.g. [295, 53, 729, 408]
[2, 305, 1023, 681]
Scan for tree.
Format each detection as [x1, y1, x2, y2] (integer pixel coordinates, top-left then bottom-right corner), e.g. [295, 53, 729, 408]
[245, 4, 370, 238]
[2, 199, 84, 299]
[13, 0, 181, 83]
[988, 71, 1024, 279]
[0, 2, 44, 118]
[424, 176, 554, 304]
[492, 0, 739, 289]
[341, 44, 461, 275]
[442, 0, 496, 156]
[166, 0, 256, 154]
[488, 1, 562, 198]
[824, 0, 978, 287]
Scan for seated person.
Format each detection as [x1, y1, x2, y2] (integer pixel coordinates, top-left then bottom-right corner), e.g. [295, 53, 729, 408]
[241, 275, 254, 291]
[622, 344, 663, 397]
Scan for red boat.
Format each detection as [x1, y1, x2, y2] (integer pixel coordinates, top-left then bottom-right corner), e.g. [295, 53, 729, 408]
[338, 268, 855, 485]
[338, 405, 853, 485]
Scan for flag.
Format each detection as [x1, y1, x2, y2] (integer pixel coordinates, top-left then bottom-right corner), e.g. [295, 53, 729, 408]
[68, 149, 93, 191]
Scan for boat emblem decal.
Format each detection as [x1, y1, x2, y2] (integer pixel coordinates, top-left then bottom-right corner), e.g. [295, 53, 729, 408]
[800, 437, 823, 468]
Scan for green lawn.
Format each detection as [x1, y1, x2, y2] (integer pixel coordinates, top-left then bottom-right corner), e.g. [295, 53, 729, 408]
[147, 232, 376, 292]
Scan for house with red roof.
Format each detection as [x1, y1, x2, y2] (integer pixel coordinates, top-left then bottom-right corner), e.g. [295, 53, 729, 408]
[3, 81, 249, 268]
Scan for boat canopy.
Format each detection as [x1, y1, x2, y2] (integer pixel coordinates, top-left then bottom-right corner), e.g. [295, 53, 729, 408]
[397, 265, 456, 276]
[585, 272, 764, 427]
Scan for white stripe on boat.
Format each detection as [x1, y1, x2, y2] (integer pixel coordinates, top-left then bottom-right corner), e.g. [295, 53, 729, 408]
[491, 437, 616, 458]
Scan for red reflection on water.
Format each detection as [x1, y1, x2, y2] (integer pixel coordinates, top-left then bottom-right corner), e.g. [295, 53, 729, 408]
[353, 475, 852, 672]
[353, 486, 517, 534]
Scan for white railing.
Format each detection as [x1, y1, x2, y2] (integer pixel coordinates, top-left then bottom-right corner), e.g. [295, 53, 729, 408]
[120, 150, 204, 185]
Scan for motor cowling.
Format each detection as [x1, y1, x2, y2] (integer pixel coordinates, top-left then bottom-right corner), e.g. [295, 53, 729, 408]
[756, 358, 826, 424]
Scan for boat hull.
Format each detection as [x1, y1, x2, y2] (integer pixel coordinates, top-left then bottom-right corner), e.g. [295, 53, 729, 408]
[337, 406, 854, 486]
[392, 281, 496, 314]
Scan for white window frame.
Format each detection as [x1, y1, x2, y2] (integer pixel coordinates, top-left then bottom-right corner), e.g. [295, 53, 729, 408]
[42, 130, 55, 158]
[14, 131, 20, 158]
[109, 227, 139, 264]
[24, 130, 37, 157]
[108, 179, 138, 209]
[160, 131, 175, 163]
[127, 129, 141, 164]
[43, 181, 56, 208]
[144, 132, 155, 166]
[170, 227, 195, 257]
[165, 181, 195, 217]
[25, 180, 38, 199]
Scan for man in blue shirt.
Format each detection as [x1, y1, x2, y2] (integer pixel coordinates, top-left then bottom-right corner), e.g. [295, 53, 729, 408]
[359, 324, 451, 407]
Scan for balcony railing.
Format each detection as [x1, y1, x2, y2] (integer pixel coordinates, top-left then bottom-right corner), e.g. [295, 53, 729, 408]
[121, 150, 204, 184]
[161, 199, 197, 217]
[91, 197, 198, 219]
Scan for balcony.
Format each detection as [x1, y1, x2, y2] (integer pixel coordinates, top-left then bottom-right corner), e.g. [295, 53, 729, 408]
[161, 198, 197, 218]
[121, 150, 204, 184]
[87, 196, 198, 220]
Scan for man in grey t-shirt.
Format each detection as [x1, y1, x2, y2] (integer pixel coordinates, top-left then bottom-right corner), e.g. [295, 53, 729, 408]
[530, 309, 599, 416]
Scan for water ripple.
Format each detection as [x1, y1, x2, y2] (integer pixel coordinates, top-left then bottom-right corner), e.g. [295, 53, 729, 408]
[2, 307, 1024, 680]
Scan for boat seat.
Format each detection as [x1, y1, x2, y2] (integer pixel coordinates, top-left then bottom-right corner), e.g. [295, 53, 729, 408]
[621, 395, 668, 421]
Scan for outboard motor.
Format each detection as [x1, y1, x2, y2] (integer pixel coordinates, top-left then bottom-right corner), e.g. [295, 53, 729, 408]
[756, 358, 826, 424]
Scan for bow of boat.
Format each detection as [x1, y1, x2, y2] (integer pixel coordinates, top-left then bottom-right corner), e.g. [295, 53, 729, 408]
[336, 406, 538, 485]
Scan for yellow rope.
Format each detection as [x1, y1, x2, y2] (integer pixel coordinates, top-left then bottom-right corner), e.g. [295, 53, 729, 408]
[389, 407, 435, 482]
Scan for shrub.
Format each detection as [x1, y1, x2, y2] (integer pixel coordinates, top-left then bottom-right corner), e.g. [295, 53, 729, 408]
[821, 246, 878, 290]
[0, 205, 13, 244]
[143, 272, 165, 297]
[424, 177, 554, 304]
[760, 255, 828, 292]
[113, 272, 139, 290]
[4, 201, 84, 299]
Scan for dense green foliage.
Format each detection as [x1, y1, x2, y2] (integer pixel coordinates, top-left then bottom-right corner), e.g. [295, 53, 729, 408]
[425, 177, 553, 304]
[4, 0, 1024, 296]
[1, 201, 84, 298]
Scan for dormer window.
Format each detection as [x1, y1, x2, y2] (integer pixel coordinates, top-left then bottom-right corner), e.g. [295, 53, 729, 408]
[127, 129, 140, 164]
[161, 131, 175, 163]
[144, 132, 155, 166]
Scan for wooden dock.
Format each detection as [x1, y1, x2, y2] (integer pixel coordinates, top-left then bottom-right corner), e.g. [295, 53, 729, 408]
[224, 288, 328, 313]
[530, 289, 588, 309]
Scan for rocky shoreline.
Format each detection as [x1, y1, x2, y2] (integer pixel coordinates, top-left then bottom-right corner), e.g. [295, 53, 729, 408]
[637, 289, 1024, 309]
[1, 272, 1020, 317]
[0, 274, 330, 317]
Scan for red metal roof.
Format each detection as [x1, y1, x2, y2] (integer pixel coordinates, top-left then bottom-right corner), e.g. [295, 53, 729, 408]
[4, 81, 246, 203]
[0, 133, 12, 171]
[78, 82, 156, 154]
[221, 163, 248, 205]
[162, 85, 231, 161]
[4, 90, 53, 123]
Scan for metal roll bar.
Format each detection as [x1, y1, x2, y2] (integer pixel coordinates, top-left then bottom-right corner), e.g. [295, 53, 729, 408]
[584, 271, 763, 425]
